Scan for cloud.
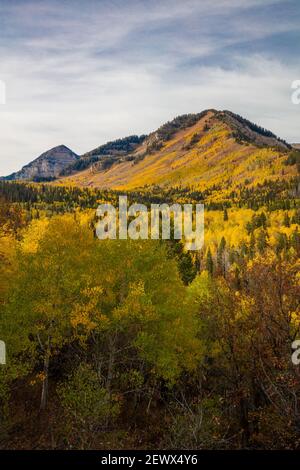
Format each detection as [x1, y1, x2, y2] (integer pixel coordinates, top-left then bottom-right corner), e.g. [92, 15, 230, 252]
[0, 0, 299, 175]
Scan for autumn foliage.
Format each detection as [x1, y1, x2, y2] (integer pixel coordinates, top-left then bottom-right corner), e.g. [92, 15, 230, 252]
[0, 185, 299, 449]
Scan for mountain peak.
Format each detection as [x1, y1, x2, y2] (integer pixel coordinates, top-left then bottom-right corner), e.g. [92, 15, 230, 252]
[3, 109, 293, 187]
[58, 108, 296, 191]
[49, 144, 72, 152]
[4, 145, 79, 181]
[215, 110, 290, 150]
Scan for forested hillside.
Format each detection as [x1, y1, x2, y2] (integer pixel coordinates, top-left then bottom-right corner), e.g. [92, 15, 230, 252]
[0, 165, 299, 449]
[0, 110, 300, 450]
[58, 110, 297, 196]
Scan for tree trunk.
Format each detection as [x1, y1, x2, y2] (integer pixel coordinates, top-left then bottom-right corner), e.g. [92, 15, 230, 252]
[40, 338, 50, 411]
[106, 335, 116, 394]
[239, 397, 250, 447]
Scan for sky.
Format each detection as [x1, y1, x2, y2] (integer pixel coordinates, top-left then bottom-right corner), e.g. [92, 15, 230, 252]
[0, 0, 299, 176]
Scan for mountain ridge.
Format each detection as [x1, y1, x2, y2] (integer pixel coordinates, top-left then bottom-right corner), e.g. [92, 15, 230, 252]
[57, 109, 297, 199]
[3, 109, 298, 199]
[60, 109, 291, 178]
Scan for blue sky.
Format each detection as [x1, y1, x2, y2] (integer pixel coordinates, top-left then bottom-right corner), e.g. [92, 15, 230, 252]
[0, 0, 299, 175]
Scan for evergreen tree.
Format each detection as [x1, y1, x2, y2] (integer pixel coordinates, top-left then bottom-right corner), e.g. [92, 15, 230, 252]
[257, 229, 269, 254]
[290, 227, 300, 255]
[249, 232, 256, 259]
[206, 248, 214, 276]
[283, 212, 290, 227]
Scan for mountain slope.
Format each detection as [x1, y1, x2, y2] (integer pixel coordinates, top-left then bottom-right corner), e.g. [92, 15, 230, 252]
[58, 110, 296, 199]
[4, 145, 79, 181]
[60, 135, 146, 176]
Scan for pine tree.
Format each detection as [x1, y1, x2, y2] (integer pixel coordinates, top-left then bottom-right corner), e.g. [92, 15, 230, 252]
[206, 248, 214, 276]
[257, 229, 268, 254]
[290, 227, 300, 255]
[283, 212, 290, 227]
[275, 233, 288, 256]
[249, 232, 256, 259]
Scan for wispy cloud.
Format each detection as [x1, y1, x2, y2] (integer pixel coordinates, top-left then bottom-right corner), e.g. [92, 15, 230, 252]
[0, 0, 299, 175]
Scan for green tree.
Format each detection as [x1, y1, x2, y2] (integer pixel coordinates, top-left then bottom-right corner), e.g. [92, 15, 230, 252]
[205, 248, 214, 276]
[57, 364, 120, 448]
[256, 229, 269, 254]
[283, 212, 290, 227]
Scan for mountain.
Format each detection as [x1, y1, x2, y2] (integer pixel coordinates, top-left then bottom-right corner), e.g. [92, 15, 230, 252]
[60, 135, 146, 176]
[4, 145, 79, 181]
[58, 109, 297, 198]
